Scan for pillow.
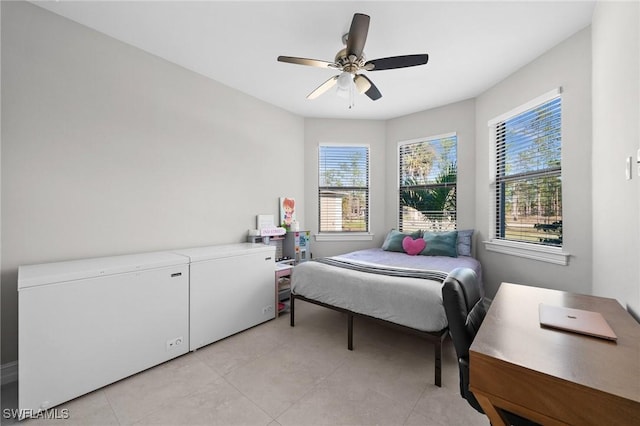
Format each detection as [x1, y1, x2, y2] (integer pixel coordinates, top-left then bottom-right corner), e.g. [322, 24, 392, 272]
[402, 236, 426, 256]
[420, 231, 458, 257]
[457, 229, 474, 257]
[382, 229, 422, 252]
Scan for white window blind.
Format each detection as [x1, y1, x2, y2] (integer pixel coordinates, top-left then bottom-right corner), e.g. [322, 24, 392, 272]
[398, 135, 457, 232]
[494, 95, 562, 247]
[318, 145, 369, 233]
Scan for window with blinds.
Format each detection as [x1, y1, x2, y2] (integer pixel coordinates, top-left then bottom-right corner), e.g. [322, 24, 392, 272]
[318, 145, 369, 233]
[398, 135, 457, 232]
[494, 95, 562, 247]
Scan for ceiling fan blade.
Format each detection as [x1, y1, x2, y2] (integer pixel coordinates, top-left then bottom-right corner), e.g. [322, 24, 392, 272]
[353, 74, 371, 94]
[346, 13, 370, 57]
[365, 54, 429, 71]
[357, 75, 381, 101]
[278, 56, 338, 69]
[307, 75, 339, 100]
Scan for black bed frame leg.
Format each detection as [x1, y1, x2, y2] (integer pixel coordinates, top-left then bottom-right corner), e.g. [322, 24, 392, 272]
[347, 313, 354, 350]
[290, 294, 295, 327]
[434, 334, 443, 387]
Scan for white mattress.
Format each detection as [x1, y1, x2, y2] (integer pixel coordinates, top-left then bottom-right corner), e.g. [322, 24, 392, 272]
[292, 249, 483, 332]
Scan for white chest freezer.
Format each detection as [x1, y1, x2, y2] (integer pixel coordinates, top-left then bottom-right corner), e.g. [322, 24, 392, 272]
[18, 251, 190, 416]
[174, 243, 276, 351]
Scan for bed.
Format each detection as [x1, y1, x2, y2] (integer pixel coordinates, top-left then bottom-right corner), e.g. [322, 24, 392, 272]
[290, 232, 483, 388]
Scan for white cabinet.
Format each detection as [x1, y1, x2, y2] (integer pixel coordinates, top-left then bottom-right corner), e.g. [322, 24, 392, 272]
[18, 252, 189, 416]
[175, 243, 276, 351]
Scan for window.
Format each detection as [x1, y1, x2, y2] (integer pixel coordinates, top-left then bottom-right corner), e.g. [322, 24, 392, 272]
[398, 134, 457, 232]
[318, 145, 369, 233]
[493, 92, 562, 248]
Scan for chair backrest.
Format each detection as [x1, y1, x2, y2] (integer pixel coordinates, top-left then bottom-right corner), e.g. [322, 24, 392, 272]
[442, 267, 486, 413]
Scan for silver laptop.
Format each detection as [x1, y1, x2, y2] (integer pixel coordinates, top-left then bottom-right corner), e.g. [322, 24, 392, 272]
[539, 303, 618, 341]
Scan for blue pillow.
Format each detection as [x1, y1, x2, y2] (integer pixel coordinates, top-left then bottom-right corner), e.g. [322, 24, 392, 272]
[457, 229, 474, 257]
[382, 229, 422, 252]
[421, 231, 458, 257]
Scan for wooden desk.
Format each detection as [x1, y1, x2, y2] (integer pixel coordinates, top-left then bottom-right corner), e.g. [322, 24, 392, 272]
[469, 283, 640, 425]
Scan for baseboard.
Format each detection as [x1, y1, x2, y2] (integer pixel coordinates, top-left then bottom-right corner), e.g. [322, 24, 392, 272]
[1, 361, 18, 384]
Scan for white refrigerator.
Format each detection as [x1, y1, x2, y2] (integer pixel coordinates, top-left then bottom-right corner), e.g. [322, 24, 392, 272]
[175, 243, 276, 351]
[18, 251, 190, 417]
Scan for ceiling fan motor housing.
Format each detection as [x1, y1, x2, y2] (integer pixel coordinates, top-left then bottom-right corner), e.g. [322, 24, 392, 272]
[335, 48, 367, 73]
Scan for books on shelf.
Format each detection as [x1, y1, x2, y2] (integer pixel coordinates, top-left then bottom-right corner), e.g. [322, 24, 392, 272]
[275, 260, 292, 315]
[278, 276, 291, 290]
[278, 300, 290, 313]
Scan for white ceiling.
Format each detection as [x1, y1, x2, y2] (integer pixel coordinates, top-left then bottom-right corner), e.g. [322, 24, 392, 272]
[32, 1, 595, 120]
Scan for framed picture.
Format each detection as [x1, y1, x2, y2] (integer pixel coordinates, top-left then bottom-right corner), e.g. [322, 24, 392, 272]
[256, 214, 275, 231]
[279, 197, 296, 228]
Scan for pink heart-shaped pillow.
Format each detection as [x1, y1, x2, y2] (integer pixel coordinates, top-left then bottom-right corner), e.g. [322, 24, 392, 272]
[402, 236, 426, 256]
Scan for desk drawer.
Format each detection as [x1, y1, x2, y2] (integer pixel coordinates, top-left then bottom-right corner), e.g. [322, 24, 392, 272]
[470, 351, 640, 425]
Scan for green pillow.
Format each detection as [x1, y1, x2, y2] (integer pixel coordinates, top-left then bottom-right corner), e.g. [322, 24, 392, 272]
[421, 231, 458, 257]
[382, 229, 422, 252]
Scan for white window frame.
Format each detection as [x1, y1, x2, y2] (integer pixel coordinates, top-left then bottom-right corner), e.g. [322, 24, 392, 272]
[315, 143, 373, 242]
[484, 88, 570, 265]
[397, 132, 458, 232]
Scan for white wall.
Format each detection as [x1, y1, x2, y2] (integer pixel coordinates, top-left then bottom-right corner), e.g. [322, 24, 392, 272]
[303, 118, 386, 258]
[385, 99, 476, 236]
[474, 28, 593, 298]
[305, 100, 476, 259]
[1, 1, 304, 364]
[592, 1, 640, 318]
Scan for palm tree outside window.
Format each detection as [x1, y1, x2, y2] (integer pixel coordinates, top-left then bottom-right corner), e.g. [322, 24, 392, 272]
[398, 134, 457, 232]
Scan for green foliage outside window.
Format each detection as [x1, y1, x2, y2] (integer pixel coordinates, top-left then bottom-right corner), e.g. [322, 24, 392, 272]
[399, 136, 457, 232]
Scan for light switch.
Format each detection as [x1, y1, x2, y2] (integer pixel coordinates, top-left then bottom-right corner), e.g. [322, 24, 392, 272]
[626, 157, 632, 180]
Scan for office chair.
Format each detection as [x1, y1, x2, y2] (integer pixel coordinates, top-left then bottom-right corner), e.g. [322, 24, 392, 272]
[442, 268, 539, 426]
[442, 267, 486, 412]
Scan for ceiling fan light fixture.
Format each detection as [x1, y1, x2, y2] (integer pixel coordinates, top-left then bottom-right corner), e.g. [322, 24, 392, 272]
[336, 71, 355, 105]
[335, 71, 356, 108]
[354, 74, 371, 94]
[337, 71, 354, 89]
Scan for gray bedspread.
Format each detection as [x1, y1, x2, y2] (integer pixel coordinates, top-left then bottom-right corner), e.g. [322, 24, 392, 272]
[335, 249, 483, 285]
[291, 248, 483, 332]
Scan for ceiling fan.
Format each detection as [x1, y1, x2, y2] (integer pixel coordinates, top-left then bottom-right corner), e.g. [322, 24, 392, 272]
[277, 13, 429, 102]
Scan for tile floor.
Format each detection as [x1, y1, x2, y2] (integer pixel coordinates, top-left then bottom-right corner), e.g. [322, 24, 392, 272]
[1, 301, 488, 425]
